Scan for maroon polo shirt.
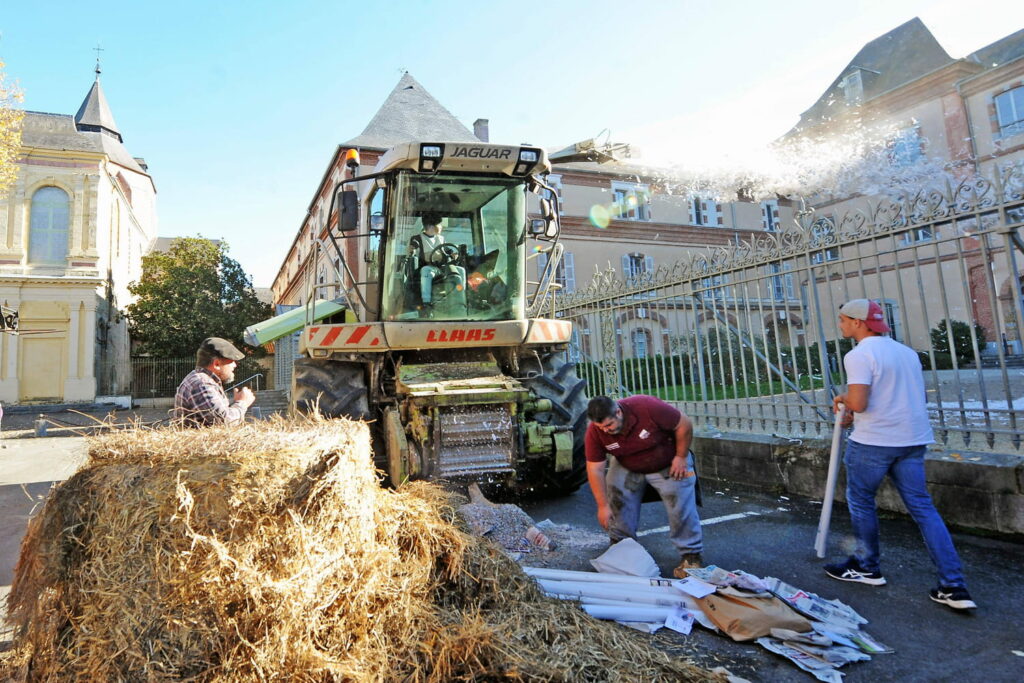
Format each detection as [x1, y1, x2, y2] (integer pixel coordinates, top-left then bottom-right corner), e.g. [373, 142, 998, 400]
[585, 395, 683, 474]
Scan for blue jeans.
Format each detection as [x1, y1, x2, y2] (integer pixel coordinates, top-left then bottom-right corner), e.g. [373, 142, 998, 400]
[844, 440, 966, 588]
[420, 264, 466, 304]
[606, 452, 702, 555]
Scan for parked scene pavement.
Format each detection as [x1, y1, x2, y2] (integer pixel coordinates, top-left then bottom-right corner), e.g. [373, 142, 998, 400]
[2, 426, 1022, 681]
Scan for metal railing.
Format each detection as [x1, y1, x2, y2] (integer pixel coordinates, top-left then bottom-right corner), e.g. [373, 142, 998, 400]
[553, 162, 1024, 452]
[97, 357, 269, 399]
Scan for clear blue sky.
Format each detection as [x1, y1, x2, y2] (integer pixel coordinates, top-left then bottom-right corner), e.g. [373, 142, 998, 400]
[2, 0, 1022, 286]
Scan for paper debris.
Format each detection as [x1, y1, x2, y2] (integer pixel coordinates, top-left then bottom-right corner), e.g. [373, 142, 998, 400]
[589, 538, 660, 577]
[763, 576, 867, 631]
[686, 565, 768, 592]
[674, 577, 717, 598]
[666, 607, 695, 635]
[756, 637, 844, 683]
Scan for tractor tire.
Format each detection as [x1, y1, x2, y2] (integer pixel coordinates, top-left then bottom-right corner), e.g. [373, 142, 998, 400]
[291, 358, 369, 419]
[520, 352, 589, 496]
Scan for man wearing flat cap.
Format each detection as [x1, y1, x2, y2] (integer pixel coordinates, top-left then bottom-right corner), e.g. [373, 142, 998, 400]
[173, 337, 256, 427]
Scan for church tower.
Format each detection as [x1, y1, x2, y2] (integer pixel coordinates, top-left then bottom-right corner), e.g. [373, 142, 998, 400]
[0, 62, 157, 404]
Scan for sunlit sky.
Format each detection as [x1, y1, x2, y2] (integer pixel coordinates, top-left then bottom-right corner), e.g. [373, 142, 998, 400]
[2, 0, 1022, 286]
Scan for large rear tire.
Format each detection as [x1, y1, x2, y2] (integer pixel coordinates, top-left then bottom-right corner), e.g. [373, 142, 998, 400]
[520, 352, 589, 496]
[291, 358, 369, 419]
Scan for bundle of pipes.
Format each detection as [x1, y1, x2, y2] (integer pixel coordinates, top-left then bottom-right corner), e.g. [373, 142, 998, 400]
[523, 567, 716, 631]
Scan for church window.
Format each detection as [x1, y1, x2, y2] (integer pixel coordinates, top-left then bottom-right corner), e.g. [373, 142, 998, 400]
[29, 186, 71, 266]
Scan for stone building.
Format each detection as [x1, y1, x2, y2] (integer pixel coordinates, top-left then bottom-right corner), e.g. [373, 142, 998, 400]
[0, 69, 157, 403]
[782, 18, 1024, 351]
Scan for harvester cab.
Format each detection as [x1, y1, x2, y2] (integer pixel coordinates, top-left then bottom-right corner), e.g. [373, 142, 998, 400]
[248, 141, 589, 496]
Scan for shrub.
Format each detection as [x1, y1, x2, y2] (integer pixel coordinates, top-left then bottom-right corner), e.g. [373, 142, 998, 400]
[929, 319, 986, 364]
[918, 351, 954, 370]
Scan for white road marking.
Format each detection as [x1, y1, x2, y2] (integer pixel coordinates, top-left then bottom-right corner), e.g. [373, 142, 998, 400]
[637, 511, 763, 537]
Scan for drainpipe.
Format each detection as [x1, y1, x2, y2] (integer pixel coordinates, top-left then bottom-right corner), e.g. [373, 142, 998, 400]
[955, 81, 980, 174]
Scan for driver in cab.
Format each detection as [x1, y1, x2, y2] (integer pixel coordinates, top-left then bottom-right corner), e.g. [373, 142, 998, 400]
[408, 212, 466, 312]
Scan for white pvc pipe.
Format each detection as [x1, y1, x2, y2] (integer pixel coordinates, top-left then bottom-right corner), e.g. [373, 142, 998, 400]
[546, 593, 640, 606]
[537, 579, 698, 610]
[815, 403, 846, 558]
[523, 567, 674, 587]
[547, 593, 716, 631]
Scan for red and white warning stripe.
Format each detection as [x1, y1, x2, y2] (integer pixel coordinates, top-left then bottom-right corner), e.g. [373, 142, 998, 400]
[306, 323, 383, 349]
[526, 319, 572, 344]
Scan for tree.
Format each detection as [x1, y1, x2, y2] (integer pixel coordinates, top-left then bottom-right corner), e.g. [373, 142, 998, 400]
[0, 58, 25, 196]
[127, 238, 272, 358]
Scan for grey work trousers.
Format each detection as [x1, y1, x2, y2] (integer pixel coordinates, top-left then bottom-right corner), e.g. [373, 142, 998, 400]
[605, 451, 703, 555]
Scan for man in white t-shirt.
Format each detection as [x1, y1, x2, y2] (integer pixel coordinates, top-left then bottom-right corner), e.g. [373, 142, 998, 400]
[823, 299, 975, 611]
[408, 212, 465, 309]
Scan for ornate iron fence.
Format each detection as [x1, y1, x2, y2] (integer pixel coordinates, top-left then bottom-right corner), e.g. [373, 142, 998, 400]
[552, 162, 1024, 452]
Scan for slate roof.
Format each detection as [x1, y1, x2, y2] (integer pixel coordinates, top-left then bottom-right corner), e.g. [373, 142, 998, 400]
[794, 18, 954, 129]
[74, 77, 122, 142]
[968, 28, 1024, 68]
[343, 72, 479, 149]
[21, 111, 146, 175]
[21, 75, 149, 176]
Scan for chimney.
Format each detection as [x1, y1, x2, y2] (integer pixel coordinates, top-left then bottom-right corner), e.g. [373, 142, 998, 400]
[473, 118, 489, 142]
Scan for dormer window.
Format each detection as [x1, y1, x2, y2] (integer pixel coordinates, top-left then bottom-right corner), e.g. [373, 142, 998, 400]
[837, 66, 878, 106]
[840, 70, 864, 105]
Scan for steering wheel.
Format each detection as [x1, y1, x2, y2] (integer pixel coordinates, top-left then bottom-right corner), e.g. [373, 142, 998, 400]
[428, 242, 460, 267]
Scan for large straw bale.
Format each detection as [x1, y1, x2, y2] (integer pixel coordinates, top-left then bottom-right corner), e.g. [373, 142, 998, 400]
[2, 417, 721, 682]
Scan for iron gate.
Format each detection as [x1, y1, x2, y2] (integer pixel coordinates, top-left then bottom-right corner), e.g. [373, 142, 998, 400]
[552, 162, 1024, 453]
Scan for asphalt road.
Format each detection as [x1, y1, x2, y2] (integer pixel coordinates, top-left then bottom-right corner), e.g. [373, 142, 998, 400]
[521, 480, 1024, 683]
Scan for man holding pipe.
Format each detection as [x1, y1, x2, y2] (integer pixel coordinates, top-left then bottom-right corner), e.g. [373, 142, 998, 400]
[585, 395, 703, 578]
[174, 337, 256, 427]
[824, 299, 975, 610]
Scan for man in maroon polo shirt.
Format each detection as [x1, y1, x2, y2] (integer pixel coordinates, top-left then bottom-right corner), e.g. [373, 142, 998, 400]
[585, 395, 703, 578]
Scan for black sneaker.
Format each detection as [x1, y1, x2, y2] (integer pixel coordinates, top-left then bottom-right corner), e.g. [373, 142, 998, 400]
[929, 586, 976, 610]
[823, 557, 887, 586]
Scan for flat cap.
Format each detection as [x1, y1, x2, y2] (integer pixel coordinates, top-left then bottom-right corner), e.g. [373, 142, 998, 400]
[199, 337, 245, 360]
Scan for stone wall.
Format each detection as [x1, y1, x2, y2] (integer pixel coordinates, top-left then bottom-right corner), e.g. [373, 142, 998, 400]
[693, 432, 1024, 536]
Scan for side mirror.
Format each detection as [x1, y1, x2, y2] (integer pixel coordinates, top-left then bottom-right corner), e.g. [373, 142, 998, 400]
[539, 197, 556, 221]
[544, 214, 560, 239]
[529, 219, 546, 236]
[338, 189, 359, 232]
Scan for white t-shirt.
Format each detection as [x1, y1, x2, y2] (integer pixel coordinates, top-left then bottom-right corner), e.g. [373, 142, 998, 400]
[418, 231, 444, 261]
[844, 335, 934, 447]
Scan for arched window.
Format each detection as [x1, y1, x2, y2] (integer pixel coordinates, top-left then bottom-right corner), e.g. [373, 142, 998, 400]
[29, 186, 70, 266]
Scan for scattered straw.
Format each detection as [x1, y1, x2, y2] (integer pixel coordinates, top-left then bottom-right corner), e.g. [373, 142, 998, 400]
[2, 416, 721, 681]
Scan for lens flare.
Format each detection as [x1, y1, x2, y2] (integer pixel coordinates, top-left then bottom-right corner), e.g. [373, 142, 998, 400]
[589, 204, 612, 228]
